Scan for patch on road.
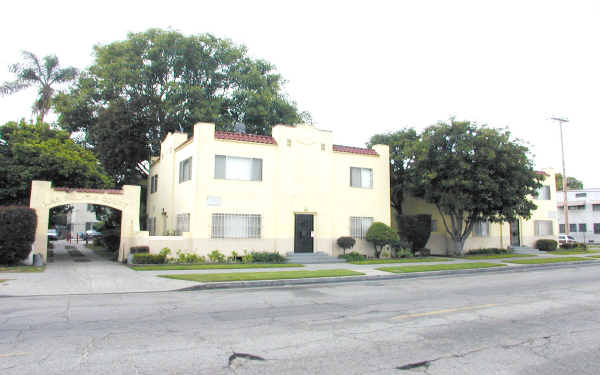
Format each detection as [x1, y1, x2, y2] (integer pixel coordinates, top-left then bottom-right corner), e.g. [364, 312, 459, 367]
[397, 360, 430, 370]
[228, 352, 265, 370]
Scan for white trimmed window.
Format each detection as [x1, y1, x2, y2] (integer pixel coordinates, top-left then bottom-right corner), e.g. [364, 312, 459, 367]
[148, 217, 156, 236]
[176, 213, 190, 234]
[536, 186, 551, 200]
[150, 175, 158, 193]
[350, 167, 373, 188]
[350, 217, 373, 239]
[179, 157, 192, 183]
[212, 214, 261, 238]
[473, 221, 490, 237]
[215, 155, 262, 181]
[535, 220, 553, 236]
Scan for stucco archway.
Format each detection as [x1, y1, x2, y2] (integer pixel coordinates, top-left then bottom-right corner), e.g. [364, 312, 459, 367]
[29, 181, 141, 263]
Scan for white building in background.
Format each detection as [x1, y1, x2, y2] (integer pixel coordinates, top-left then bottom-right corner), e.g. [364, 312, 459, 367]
[66, 203, 99, 235]
[557, 189, 600, 243]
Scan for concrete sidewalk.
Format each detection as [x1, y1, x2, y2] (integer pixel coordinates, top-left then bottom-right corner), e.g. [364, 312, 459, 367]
[0, 240, 197, 296]
[1, 245, 599, 296]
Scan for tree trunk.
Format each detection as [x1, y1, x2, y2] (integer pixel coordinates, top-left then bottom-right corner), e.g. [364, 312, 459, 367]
[454, 237, 466, 256]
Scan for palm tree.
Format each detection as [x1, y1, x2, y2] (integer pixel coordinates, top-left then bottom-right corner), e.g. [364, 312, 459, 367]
[1, 51, 79, 122]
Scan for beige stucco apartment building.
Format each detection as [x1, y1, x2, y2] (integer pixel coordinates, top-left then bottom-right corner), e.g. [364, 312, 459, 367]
[145, 122, 391, 257]
[402, 169, 558, 254]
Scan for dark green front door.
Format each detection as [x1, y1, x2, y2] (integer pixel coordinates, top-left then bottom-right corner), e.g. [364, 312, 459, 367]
[510, 220, 520, 246]
[294, 214, 314, 253]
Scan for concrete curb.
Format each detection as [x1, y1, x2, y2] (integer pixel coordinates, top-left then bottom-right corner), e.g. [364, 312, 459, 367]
[175, 260, 600, 291]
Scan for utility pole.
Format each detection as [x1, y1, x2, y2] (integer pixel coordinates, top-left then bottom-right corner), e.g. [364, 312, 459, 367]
[552, 117, 569, 235]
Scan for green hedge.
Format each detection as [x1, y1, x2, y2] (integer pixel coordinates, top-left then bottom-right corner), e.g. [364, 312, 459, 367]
[536, 239, 558, 251]
[0, 206, 37, 264]
[465, 248, 512, 255]
[133, 253, 166, 264]
[338, 251, 366, 262]
[250, 251, 286, 263]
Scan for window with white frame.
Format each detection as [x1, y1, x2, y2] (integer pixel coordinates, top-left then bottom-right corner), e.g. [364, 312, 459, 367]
[593, 204, 600, 212]
[179, 157, 192, 183]
[570, 223, 577, 232]
[536, 186, 551, 200]
[594, 223, 600, 234]
[579, 223, 587, 233]
[150, 175, 158, 193]
[559, 224, 565, 233]
[473, 221, 490, 237]
[215, 155, 262, 181]
[535, 220, 553, 236]
[576, 193, 587, 198]
[147, 217, 156, 236]
[350, 217, 373, 239]
[176, 213, 190, 234]
[350, 167, 373, 188]
[211, 214, 261, 238]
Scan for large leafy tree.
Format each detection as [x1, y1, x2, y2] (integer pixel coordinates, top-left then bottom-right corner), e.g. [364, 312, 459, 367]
[411, 119, 543, 255]
[555, 173, 583, 191]
[0, 120, 113, 205]
[55, 29, 309, 184]
[1, 51, 78, 122]
[368, 129, 420, 214]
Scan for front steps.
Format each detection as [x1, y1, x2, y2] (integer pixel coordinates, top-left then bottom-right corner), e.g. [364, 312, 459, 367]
[286, 252, 347, 264]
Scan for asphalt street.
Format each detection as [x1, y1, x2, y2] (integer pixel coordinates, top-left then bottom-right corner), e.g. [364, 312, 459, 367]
[2, 264, 600, 374]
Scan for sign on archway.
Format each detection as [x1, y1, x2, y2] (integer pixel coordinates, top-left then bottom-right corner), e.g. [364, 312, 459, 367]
[29, 181, 141, 263]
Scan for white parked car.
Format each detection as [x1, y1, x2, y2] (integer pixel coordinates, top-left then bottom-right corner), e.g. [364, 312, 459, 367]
[558, 234, 576, 245]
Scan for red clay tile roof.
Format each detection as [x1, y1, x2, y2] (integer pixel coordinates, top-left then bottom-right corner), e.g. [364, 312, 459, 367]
[215, 131, 277, 145]
[332, 144, 378, 156]
[535, 171, 550, 176]
[54, 188, 124, 195]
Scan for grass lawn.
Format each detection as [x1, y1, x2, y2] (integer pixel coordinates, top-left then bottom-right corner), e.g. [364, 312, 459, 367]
[504, 257, 595, 264]
[160, 269, 364, 282]
[587, 255, 600, 259]
[460, 254, 535, 260]
[132, 263, 304, 271]
[0, 265, 45, 273]
[0, 279, 6, 283]
[350, 257, 454, 265]
[377, 262, 504, 273]
[544, 250, 600, 255]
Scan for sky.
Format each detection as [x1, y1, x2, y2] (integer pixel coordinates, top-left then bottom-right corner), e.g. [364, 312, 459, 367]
[1, 0, 599, 186]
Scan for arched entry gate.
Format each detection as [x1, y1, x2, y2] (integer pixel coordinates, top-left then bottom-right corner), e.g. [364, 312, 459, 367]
[29, 181, 141, 263]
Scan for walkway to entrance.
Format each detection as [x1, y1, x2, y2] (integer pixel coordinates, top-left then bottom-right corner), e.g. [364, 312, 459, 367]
[0, 240, 196, 296]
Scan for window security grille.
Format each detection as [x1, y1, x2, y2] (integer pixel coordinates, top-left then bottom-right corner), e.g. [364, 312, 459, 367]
[148, 217, 156, 236]
[211, 214, 261, 238]
[176, 213, 190, 234]
[150, 175, 158, 193]
[559, 224, 565, 234]
[594, 223, 600, 234]
[350, 217, 373, 239]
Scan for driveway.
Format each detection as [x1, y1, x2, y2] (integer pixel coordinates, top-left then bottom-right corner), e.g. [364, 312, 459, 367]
[0, 240, 196, 296]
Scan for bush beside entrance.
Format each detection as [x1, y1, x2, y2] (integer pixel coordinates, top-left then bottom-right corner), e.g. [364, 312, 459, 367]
[0, 206, 37, 264]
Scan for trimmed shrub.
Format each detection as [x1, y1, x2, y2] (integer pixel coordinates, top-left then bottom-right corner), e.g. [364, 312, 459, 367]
[208, 250, 226, 263]
[397, 214, 432, 253]
[338, 251, 366, 262]
[366, 222, 399, 258]
[130, 246, 149, 254]
[0, 206, 37, 264]
[560, 243, 577, 249]
[535, 239, 558, 251]
[466, 248, 512, 255]
[337, 236, 356, 255]
[133, 253, 166, 264]
[250, 251, 286, 263]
